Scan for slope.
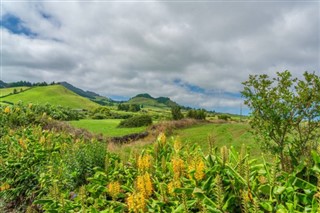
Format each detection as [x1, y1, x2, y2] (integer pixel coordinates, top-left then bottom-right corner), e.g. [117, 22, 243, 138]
[0, 87, 30, 97]
[126, 93, 179, 109]
[1, 85, 99, 109]
[59, 81, 115, 106]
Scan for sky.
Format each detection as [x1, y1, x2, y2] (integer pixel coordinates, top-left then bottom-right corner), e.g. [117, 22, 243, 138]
[0, 1, 319, 114]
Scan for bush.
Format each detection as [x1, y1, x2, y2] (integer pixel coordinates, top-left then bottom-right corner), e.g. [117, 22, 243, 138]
[118, 115, 152, 128]
[186, 109, 206, 120]
[171, 106, 183, 120]
[217, 114, 231, 120]
[91, 107, 111, 119]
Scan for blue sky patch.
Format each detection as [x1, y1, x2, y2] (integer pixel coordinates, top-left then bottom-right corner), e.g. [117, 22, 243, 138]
[1, 13, 37, 37]
[174, 78, 242, 99]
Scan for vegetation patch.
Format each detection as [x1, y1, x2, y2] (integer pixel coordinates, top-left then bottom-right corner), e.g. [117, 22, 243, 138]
[118, 115, 153, 128]
[69, 119, 147, 137]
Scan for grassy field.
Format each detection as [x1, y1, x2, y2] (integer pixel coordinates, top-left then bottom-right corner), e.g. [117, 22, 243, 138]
[1, 85, 99, 110]
[174, 122, 266, 159]
[69, 119, 147, 137]
[0, 86, 30, 97]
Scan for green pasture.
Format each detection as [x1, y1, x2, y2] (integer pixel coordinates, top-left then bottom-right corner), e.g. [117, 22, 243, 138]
[174, 122, 265, 159]
[69, 119, 147, 137]
[0, 86, 30, 97]
[2, 85, 99, 110]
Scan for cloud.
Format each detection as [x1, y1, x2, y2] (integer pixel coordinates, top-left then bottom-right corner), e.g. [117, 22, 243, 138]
[1, 1, 319, 114]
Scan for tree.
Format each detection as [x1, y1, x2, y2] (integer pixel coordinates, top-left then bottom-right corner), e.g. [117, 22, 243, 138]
[187, 109, 206, 120]
[171, 106, 184, 120]
[241, 71, 320, 170]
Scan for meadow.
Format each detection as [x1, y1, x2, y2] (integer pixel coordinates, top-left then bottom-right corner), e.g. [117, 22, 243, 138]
[0, 86, 30, 97]
[69, 119, 147, 137]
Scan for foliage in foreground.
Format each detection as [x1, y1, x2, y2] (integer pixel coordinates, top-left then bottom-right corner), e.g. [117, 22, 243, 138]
[0, 103, 82, 137]
[1, 130, 320, 212]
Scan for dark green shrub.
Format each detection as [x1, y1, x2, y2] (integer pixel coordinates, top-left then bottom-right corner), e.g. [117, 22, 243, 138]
[118, 115, 152, 128]
[218, 114, 231, 120]
[171, 106, 183, 120]
[187, 109, 206, 120]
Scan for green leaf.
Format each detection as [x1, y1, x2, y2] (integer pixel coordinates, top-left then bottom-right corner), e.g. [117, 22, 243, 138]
[274, 186, 286, 195]
[260, 201, 273, 211]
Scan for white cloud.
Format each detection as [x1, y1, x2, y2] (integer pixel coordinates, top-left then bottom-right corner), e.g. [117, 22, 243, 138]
[1, 1, 319, 113]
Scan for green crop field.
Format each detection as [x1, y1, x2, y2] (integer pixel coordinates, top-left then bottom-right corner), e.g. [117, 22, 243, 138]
[1, 85, 99, 110]
[0, 86, 29, 97]
[69, 119, 147, 137]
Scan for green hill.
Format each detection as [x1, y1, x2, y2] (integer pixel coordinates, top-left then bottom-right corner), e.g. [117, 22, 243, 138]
[1, 85, 99, 109]
[126, 93, 179, 109]
[0, 86, 30, 97]
[59, 81, 115, 106]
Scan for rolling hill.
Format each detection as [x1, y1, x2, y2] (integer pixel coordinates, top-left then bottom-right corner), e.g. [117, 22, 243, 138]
[59, 81, 115, 106]
[1, 85, 100, 109]
[126, 93, 179, 109]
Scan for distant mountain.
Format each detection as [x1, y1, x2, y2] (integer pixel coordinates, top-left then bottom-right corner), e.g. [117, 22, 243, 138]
[0, 80, 8, 88]
[127, 93, 180, 108]
[59, 81, 115, 106]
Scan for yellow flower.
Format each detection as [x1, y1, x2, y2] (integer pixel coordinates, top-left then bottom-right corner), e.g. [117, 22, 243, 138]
[4, 106, 10, 113]
[157, 133, 166, 145]
[173, 137, 182, 153]
[28, 103, 33, 108]
[188, 156, 206, 181]
[127, 192, 146, 213]
[0, 182, 10, 191]
[172, 157, 184, 179]
[136, 172, 153, 198]
[194, 160, 205, 181]
[107, 181, 121, 200]
[167, 180, 181, 196]
[137, 154, 152, 172]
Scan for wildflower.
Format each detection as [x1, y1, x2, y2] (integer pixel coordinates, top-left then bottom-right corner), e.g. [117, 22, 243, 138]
[107, 181, 121, 200]
[172, 157, 184, 179]
[28, 103, 33, 108]
[173, 137, 182, 153]
[0, 182, 10, 191]
[137, 154, 151, 172]
[127, 192, 146, 213]
[194, 160, 205, 181]
[188, 157, 206, 181]
[136, 172, 153, 198]
[220, 146, 229, 165]
[157, 133, 166, 145]
[4, 106, 10, 113]
[167, 180, 181, 196]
